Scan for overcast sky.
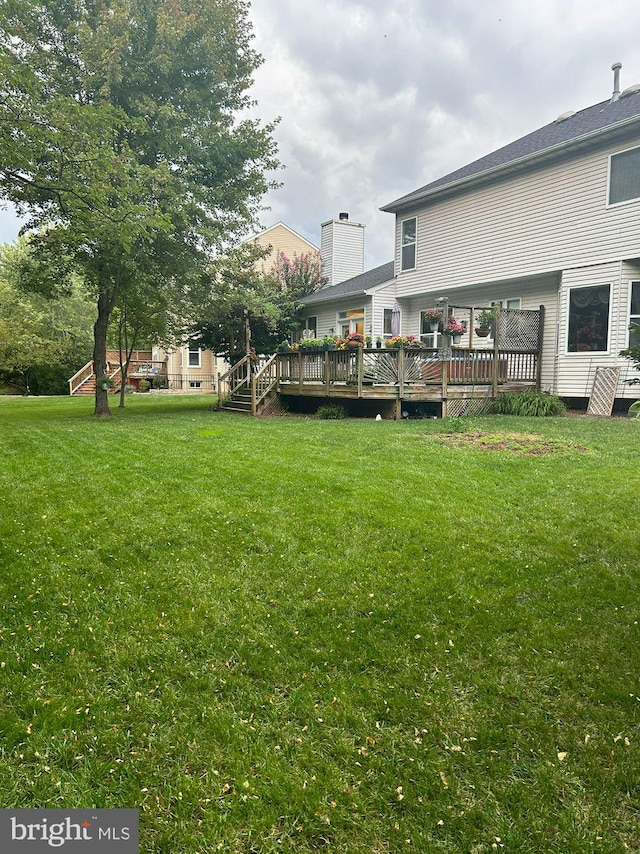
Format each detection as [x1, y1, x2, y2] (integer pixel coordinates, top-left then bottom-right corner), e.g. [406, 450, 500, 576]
[2, 0, 639, 270]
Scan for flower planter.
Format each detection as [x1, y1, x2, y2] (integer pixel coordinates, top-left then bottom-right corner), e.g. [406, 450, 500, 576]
[429, 322, 439, 332]
[475, 326, 491, 337]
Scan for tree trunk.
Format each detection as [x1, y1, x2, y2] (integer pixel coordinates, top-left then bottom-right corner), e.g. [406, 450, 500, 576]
[93, 292, 112, 418]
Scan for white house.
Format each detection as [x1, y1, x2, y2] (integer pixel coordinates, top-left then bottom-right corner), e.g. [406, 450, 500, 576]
[301, 65, 640, 404]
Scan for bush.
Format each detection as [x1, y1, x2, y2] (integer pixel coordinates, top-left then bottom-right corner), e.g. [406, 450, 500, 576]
[316, 403, 346, 419]
[491, 390, 566, 417]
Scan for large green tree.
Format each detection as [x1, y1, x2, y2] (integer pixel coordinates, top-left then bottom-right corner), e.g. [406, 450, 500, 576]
[0, 0, 278, 416]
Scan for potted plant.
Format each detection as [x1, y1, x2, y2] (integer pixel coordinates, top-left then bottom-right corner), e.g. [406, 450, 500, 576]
[475, 307, 498, 337]
[346, 332, 365, 348]
[322, 334, 338, 351]
[443, 317, 466, 344]
[423, 308, 442, 332]
[365, 334, 372, 348]
[384, 335, 421, 349]
[376, 336, 383, 349]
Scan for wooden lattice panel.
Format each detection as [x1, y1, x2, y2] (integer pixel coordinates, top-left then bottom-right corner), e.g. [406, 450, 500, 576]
[587, 367, 621, 416]
[499, 309, 540, 351]
[446, 397, 492, 418]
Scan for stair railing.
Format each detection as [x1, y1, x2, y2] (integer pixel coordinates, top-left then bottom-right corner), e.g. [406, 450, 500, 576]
[217, 355, 250, 407]
[68, 361, 94, 396]
[251, 354, 278, 415]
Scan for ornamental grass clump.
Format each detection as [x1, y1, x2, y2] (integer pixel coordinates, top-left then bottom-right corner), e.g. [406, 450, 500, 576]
[491, 389, 567, 416]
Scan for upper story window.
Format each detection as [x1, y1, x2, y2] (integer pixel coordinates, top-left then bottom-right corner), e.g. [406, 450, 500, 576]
[567, 285, 610, 353]
[400, 217, 417, 271]
[187, 341, 202, 367]
[609, 146, 640, 205]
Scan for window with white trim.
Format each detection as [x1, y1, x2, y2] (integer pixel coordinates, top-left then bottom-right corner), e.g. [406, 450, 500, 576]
[609, 146, 640, 205]
[383, 308, 393, 339]
[567, 285, 610, 353]
[400, 217, 416, 271]
[629, 282, 640, 347]
[187, 342, 202, 367]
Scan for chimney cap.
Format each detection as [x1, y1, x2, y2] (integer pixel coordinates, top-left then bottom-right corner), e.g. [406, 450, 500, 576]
[338, 212, 349, 220]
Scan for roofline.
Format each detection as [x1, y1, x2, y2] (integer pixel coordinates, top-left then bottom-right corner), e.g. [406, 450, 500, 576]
[300, 274, 395, 306]
[243, 221, 319, 252]
[381, 110, 640, 214]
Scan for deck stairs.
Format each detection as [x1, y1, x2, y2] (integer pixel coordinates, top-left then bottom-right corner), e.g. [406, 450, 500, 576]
[219, 381, 254, 414]
[217, 354, 279, 416]
[71, 365, 122, 396]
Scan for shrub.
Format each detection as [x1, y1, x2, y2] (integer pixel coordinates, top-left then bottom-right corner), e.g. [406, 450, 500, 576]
[491, 390, 566, 417]
[316, 403, 346, 419]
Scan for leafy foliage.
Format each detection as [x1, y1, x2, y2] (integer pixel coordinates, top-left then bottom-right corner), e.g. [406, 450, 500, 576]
[0, 0, 279, 415]
[619, 322, 640, 384]
[0, 240, 94, 393]
[490, 389, 567, 417]
[316, 402, 346, 419]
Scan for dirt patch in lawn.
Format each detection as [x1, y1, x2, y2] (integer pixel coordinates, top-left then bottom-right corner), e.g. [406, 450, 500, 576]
[432, 430, 589, 455]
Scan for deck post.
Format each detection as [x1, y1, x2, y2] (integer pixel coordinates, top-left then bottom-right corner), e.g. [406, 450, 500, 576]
[298, 350, 304, 394]
[357, 346, 363, 397]
[398, 347, 405, 399]
[324, 350, 330, 396]
[492, 313, 500, 398]
[535, 304, 545, 391]
[251, 374, 257, 416]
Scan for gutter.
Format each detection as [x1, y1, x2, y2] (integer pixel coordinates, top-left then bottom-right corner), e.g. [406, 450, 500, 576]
[381, 111, 640, 214]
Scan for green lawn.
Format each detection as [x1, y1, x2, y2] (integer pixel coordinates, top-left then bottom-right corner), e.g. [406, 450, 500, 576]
[0, 395, 638, 853]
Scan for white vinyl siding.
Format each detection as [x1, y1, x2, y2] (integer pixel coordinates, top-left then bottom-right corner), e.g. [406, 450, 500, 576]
[394, 134, 640, 296]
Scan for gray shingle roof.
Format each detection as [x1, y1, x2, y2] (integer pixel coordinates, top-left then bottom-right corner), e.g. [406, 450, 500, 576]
[382, 90, 640, 213]
[300, 261, 394, 305]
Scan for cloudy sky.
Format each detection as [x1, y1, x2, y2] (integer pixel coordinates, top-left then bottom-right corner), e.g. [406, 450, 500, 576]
[1, 0, 639, 270]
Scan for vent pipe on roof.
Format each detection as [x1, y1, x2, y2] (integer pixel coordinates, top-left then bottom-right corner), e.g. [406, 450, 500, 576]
[338, 212, 349, 221]
[611, 62, 622, 102]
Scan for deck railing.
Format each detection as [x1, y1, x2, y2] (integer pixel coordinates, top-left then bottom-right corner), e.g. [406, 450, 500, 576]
[277, 347, 539, 393]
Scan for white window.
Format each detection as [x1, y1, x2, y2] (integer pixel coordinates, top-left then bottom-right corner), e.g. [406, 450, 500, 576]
[499, 298, 521, 310]
[609, 146, 640, 205]
[567, 285, 610, 353]
[383, 308, 393, 339]
[187, 342, 201, 368]
[189, 380, 202, 389]
[400, 217, 416, 271]
[337, 308, 364, 337]
[629, 282, 640, 347]
[301, 316, 317, 340]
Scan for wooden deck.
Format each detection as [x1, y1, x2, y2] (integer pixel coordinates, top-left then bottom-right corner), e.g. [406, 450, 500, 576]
[275, 347, 539, 416]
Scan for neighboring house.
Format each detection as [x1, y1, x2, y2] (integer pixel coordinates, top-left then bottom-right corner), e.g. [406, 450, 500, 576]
[301, 66, 640, 403]
[249, 221, 320, 276]
[153, 222, 320, 392]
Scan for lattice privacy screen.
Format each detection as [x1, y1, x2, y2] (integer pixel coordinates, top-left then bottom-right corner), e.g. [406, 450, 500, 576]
[498, 309, 540, 351]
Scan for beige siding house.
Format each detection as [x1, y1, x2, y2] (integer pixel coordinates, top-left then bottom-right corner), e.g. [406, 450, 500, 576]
[156, 222, 320, 392]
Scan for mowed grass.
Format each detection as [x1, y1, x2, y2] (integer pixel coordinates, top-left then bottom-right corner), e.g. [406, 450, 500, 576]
[0, 394, 638, 853]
